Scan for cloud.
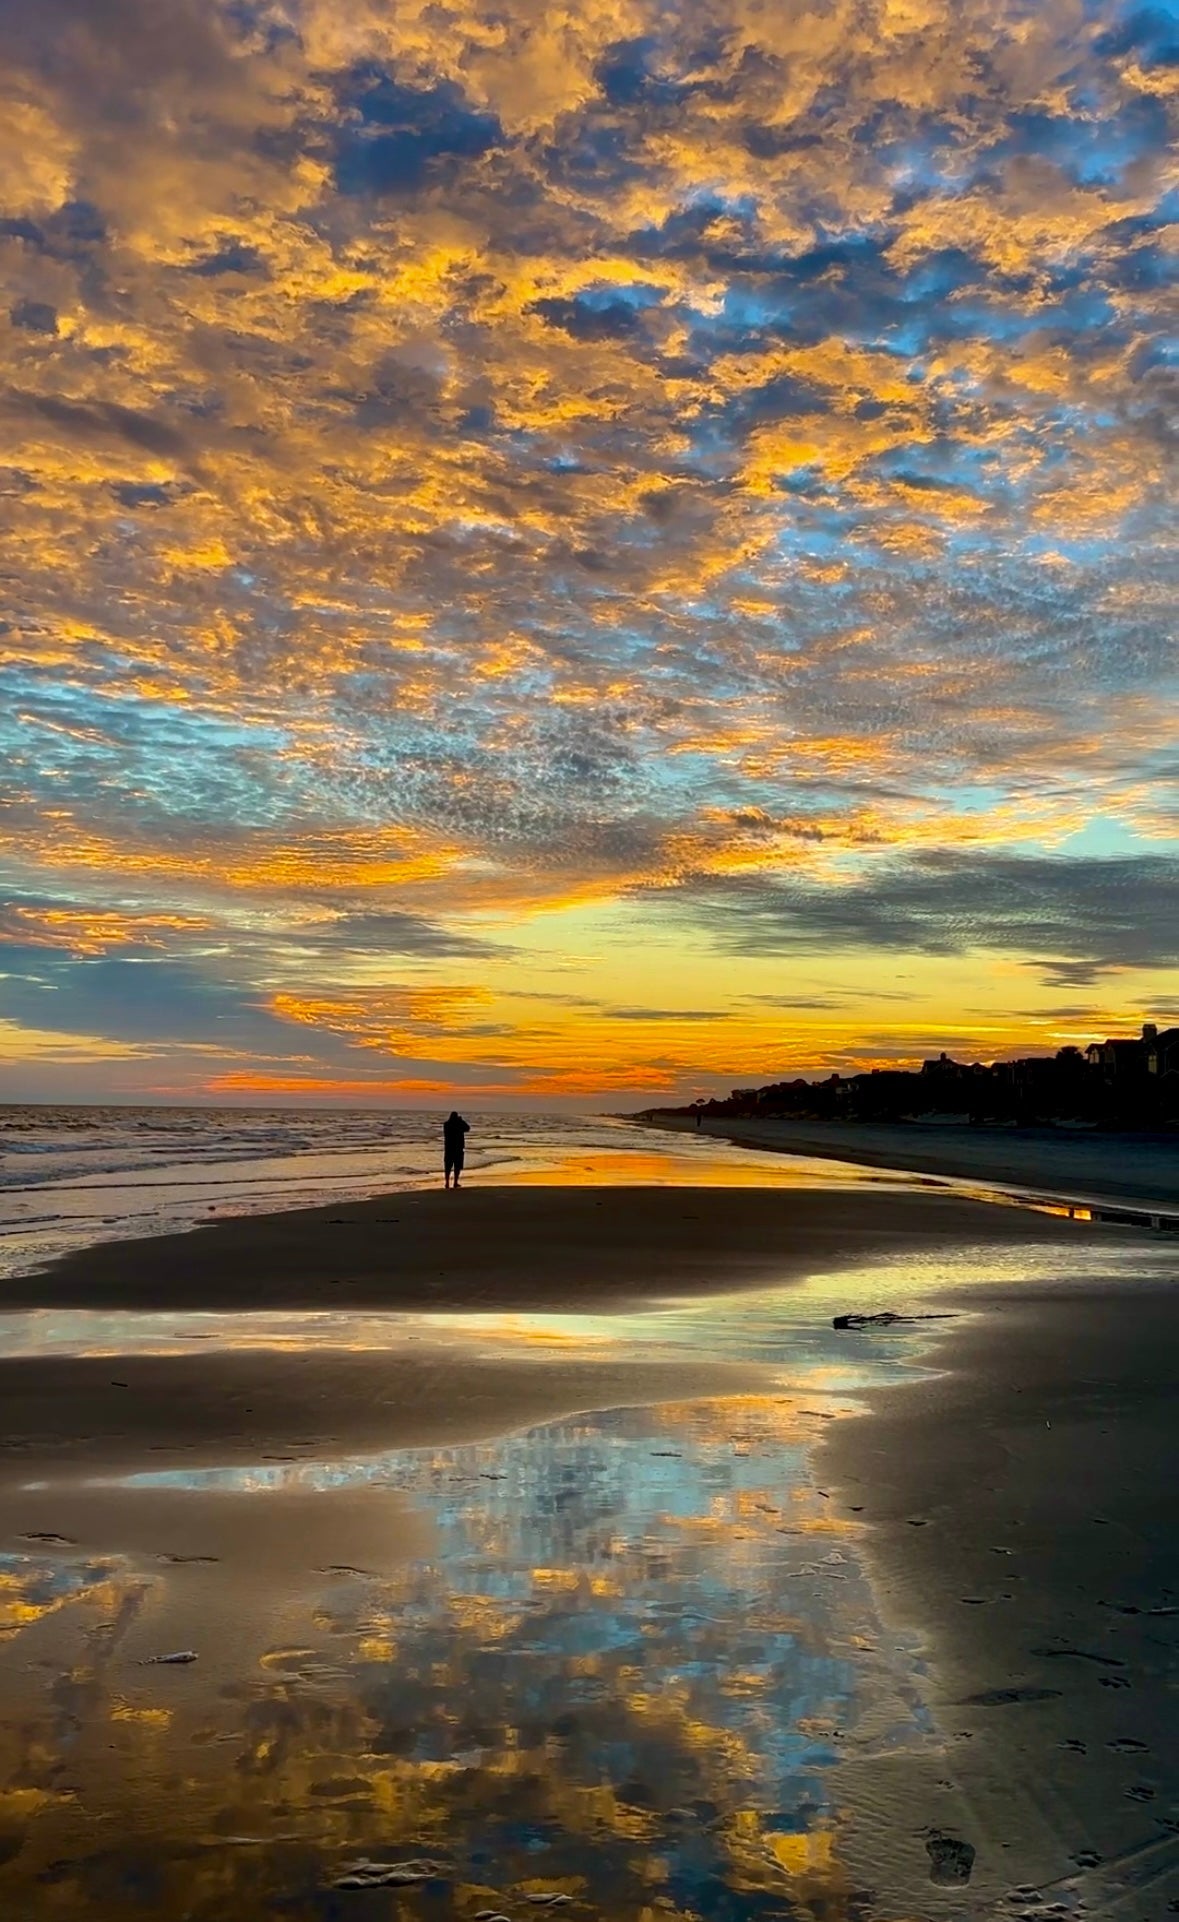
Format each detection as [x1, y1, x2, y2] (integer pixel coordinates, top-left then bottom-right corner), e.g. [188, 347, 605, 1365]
[335, 72, 502, 195]
[608, 1005, 733, 1021]
[0, 0, 1175, 1093]
[16, 392, 193, 461]
[10, 297, 57, 333]
[0, 952, 291, 1050]
[306, 909, 502, 960]
[663, 854, 1179, 984]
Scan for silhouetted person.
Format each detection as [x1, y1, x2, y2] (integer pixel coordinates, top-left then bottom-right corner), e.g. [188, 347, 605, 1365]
[443, 1110, 470, 1189]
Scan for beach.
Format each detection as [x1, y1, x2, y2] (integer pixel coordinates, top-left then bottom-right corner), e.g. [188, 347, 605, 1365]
[1, 1151, 1176, 1919]
[642, 1112, 1179, 1211]
[820, 1274, 1179, 1917]
[0, 1178, 1085, 1478]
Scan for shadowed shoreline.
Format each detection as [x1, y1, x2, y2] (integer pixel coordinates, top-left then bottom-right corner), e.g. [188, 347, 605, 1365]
[640, 1112, 1179, 1212]
[7, 1179, 1090, 1314]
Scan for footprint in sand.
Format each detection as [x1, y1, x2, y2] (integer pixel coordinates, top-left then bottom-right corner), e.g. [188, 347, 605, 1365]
[925, 1832, 975, 1886]
[961, 1686, 1061, 1707]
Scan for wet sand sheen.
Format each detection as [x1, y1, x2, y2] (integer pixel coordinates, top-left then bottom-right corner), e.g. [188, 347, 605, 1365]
[1, 1181, 1174, 1918]
[2, 1181, 1089, 1482]
[8, 1179, 1089, 1313]
[1, 1176, 1090, 1508]
[0, 1346, 767, 1476]
[820, 1276, 1179, 1917]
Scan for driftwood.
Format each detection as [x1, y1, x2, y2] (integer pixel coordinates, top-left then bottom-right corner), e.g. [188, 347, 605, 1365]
[833, 1311, 955, 1330]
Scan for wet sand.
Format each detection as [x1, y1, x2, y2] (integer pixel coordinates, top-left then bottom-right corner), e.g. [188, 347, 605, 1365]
[1, 1181, 1086, 1484]
[645, 1112, 1179, 1209]
[821, 1276, 1179, 1916]
[2, 1182, 1175, 1917]
[0, 1345, 765, 1478]
[8, 1179, 1088, 1313]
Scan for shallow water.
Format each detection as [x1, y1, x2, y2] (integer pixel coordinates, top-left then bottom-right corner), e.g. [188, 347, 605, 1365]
[0, 1104, 928, 1282]
[3, 1108, 1172, 1916]
[1, 1212, 1169, 1918]
[0, 1397, 929, 1920]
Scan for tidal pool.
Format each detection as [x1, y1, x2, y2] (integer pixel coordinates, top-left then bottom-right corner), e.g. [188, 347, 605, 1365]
[0, 1387, 934, 1916]
[1, 1230, 1164, 1919]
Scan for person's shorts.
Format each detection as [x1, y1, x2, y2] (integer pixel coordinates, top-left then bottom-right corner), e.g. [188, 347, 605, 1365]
[444, 1152, 464, 1175]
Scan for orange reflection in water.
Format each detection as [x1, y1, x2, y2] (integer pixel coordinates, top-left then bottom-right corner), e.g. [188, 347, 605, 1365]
[481, 1143, 909, 1190]
[0, 1395, 921, 1922]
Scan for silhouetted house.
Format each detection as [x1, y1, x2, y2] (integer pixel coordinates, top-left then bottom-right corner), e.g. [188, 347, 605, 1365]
[675, 1016, 1177, 1131]
[921, 1052, 962, 1077]
[1144, 1025, 1179, 1077]
[838, 1069, 920, 1119]
[1085, 1034, 1151, 1081]
[916, 1052, 989, 1115]
[994, 1047, 1093, 1120]
[1144, 1028, 1179, 1120]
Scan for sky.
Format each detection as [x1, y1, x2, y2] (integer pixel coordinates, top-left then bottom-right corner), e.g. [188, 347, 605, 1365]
[1, 0, 1177, 1107]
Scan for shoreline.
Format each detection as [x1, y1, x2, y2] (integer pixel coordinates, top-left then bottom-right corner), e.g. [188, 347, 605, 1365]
[637, 1111, 1179, 1216]
[0, 1179, 1097, 1488]
[1, 1178, 1094, 1315]
[1, 1176, 1174, 1915]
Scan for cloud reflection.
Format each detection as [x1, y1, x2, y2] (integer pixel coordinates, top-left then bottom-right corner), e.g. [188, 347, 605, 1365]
[0, 1397, 931, 1918]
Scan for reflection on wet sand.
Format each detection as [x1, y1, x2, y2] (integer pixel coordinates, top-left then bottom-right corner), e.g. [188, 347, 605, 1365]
[0, 1394, 931, 1921]
[3, 1219, 1168, 1920]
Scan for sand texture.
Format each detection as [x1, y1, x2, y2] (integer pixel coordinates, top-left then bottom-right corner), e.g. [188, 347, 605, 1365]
[821, 1276, 1179, 1916]
[0, 1345, 766, 1479]
[1, 1181, 1174, 1919]
[9, 1180, 1088, 1314]
[649, 1113, 1179, 1209]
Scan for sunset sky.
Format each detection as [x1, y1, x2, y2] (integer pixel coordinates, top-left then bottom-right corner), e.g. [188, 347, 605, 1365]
[1, 0, 1176, 1106]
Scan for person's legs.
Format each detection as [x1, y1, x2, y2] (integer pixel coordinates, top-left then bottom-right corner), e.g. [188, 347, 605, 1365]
[444, 1152, 456, 1188]
[452, 1155, 463, 1188]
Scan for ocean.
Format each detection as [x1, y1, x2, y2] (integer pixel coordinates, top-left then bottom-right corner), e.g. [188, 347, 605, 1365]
[0, 1103, 889, 1284]
[0, 1106, 646, 1280]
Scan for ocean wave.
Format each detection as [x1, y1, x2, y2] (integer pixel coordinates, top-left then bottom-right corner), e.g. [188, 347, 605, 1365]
[0, 1105, 631, 1281]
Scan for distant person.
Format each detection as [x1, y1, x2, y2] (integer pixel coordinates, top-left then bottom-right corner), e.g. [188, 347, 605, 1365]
[443, 1110, 470, 1189]
[696, 1109, 703, 1128]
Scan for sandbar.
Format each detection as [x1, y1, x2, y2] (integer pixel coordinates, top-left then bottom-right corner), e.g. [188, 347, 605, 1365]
[9, 1180, 1090, 1314]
